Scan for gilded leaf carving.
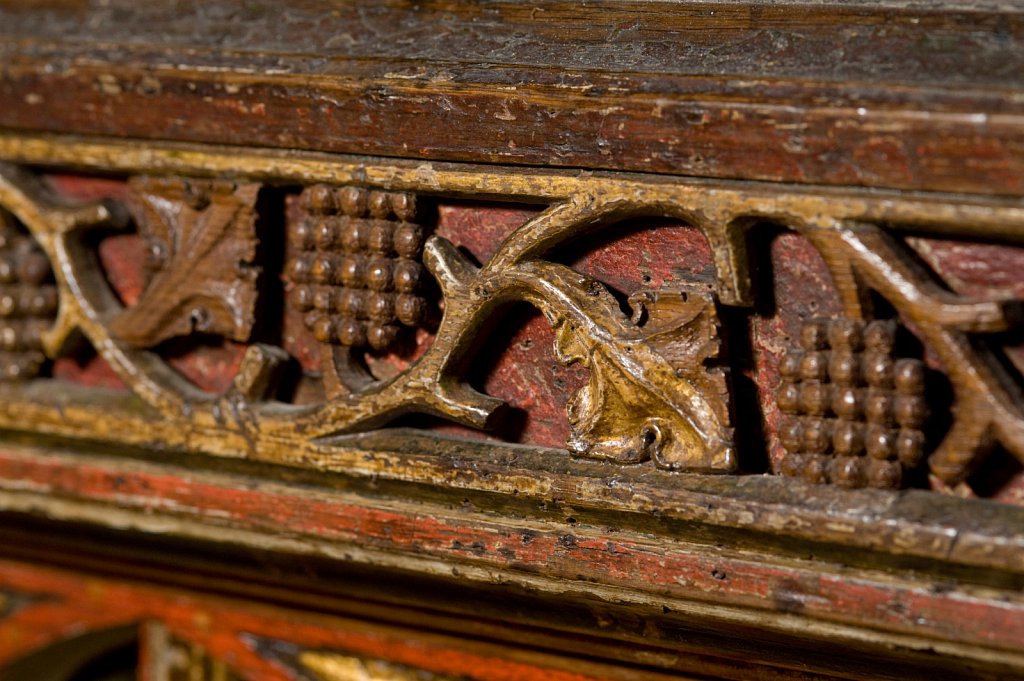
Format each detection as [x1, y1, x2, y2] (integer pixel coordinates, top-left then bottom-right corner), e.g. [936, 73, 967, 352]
[554, 286, 734, 472]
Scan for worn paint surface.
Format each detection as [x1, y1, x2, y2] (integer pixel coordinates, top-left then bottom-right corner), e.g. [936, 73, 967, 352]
[2, 446, 1024, 680]
[0, 5, 1022, 679]
[0, 560, 648, 681]
[35, 172, 1024, 497]
[750, 232, 846, 471]
[2, 2, 1024, 195]
[34, 179, 721, 451]
[2, 447, 1024, 658]
[0, 160, 1015, 499]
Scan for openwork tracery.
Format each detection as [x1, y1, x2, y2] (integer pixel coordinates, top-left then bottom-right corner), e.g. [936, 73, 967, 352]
[0, 136, 1022, 494]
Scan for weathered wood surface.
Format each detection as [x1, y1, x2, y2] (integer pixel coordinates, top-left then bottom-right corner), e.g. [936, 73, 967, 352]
[0, 559, 695, 681]
[0, 135, 1019, 676]
[1, 442, 1024, 680]
[1, 2, 1024, 679]
[1, 1, 1024, 195]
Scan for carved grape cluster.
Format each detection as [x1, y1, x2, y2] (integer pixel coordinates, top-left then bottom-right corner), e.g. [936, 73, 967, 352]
[0, 214, 56, 380]
[289, 186, 432, 352]
[776, 318, 928, 489]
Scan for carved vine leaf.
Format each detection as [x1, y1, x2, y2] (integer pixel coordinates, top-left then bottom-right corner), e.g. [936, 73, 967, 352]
[548, 280, 735, 473]
[628, 288, 729, 399]
[109, 177, 261, 347]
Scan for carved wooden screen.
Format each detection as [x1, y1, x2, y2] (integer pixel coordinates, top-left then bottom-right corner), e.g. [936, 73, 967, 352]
[0, 2, 1023, 680]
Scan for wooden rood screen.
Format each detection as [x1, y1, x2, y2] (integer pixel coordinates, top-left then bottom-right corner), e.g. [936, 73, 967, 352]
[0, 2, 1023, 680]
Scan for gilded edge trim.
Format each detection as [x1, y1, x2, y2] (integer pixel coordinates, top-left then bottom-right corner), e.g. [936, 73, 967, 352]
[0, 133, 1022, 240]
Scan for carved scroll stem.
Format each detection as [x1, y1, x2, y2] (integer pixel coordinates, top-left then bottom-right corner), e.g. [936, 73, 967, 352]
[277, 199, 621, 439]
[273, 230, 504, 438]
[279, 211, 735, 471]
[0, 164, 205, 413]
[272, 200, 608, 438]
[488, 194, 752, 306]
[829, 222, 1024, 484]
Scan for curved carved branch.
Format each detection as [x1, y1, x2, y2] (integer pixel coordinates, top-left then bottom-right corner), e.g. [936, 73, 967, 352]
[287, 198, 736, 472]
[0, 164, 208, 414]
[833, 223, 1024, 484]
[488, 196, 752, 307]
[283, 200, 613, 439]
[282, 235, 505, 438]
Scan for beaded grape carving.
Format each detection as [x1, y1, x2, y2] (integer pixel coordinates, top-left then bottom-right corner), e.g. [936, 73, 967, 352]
[775, 318, 929, 489]
[289, 186, 433, 353]
[0, 212, 56, 381]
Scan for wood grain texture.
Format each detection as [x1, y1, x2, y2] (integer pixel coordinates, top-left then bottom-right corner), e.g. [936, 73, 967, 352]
[1, 445, 1024, 680]
[1, 4, 1024, 677]
[1, 1, 1023, 194]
